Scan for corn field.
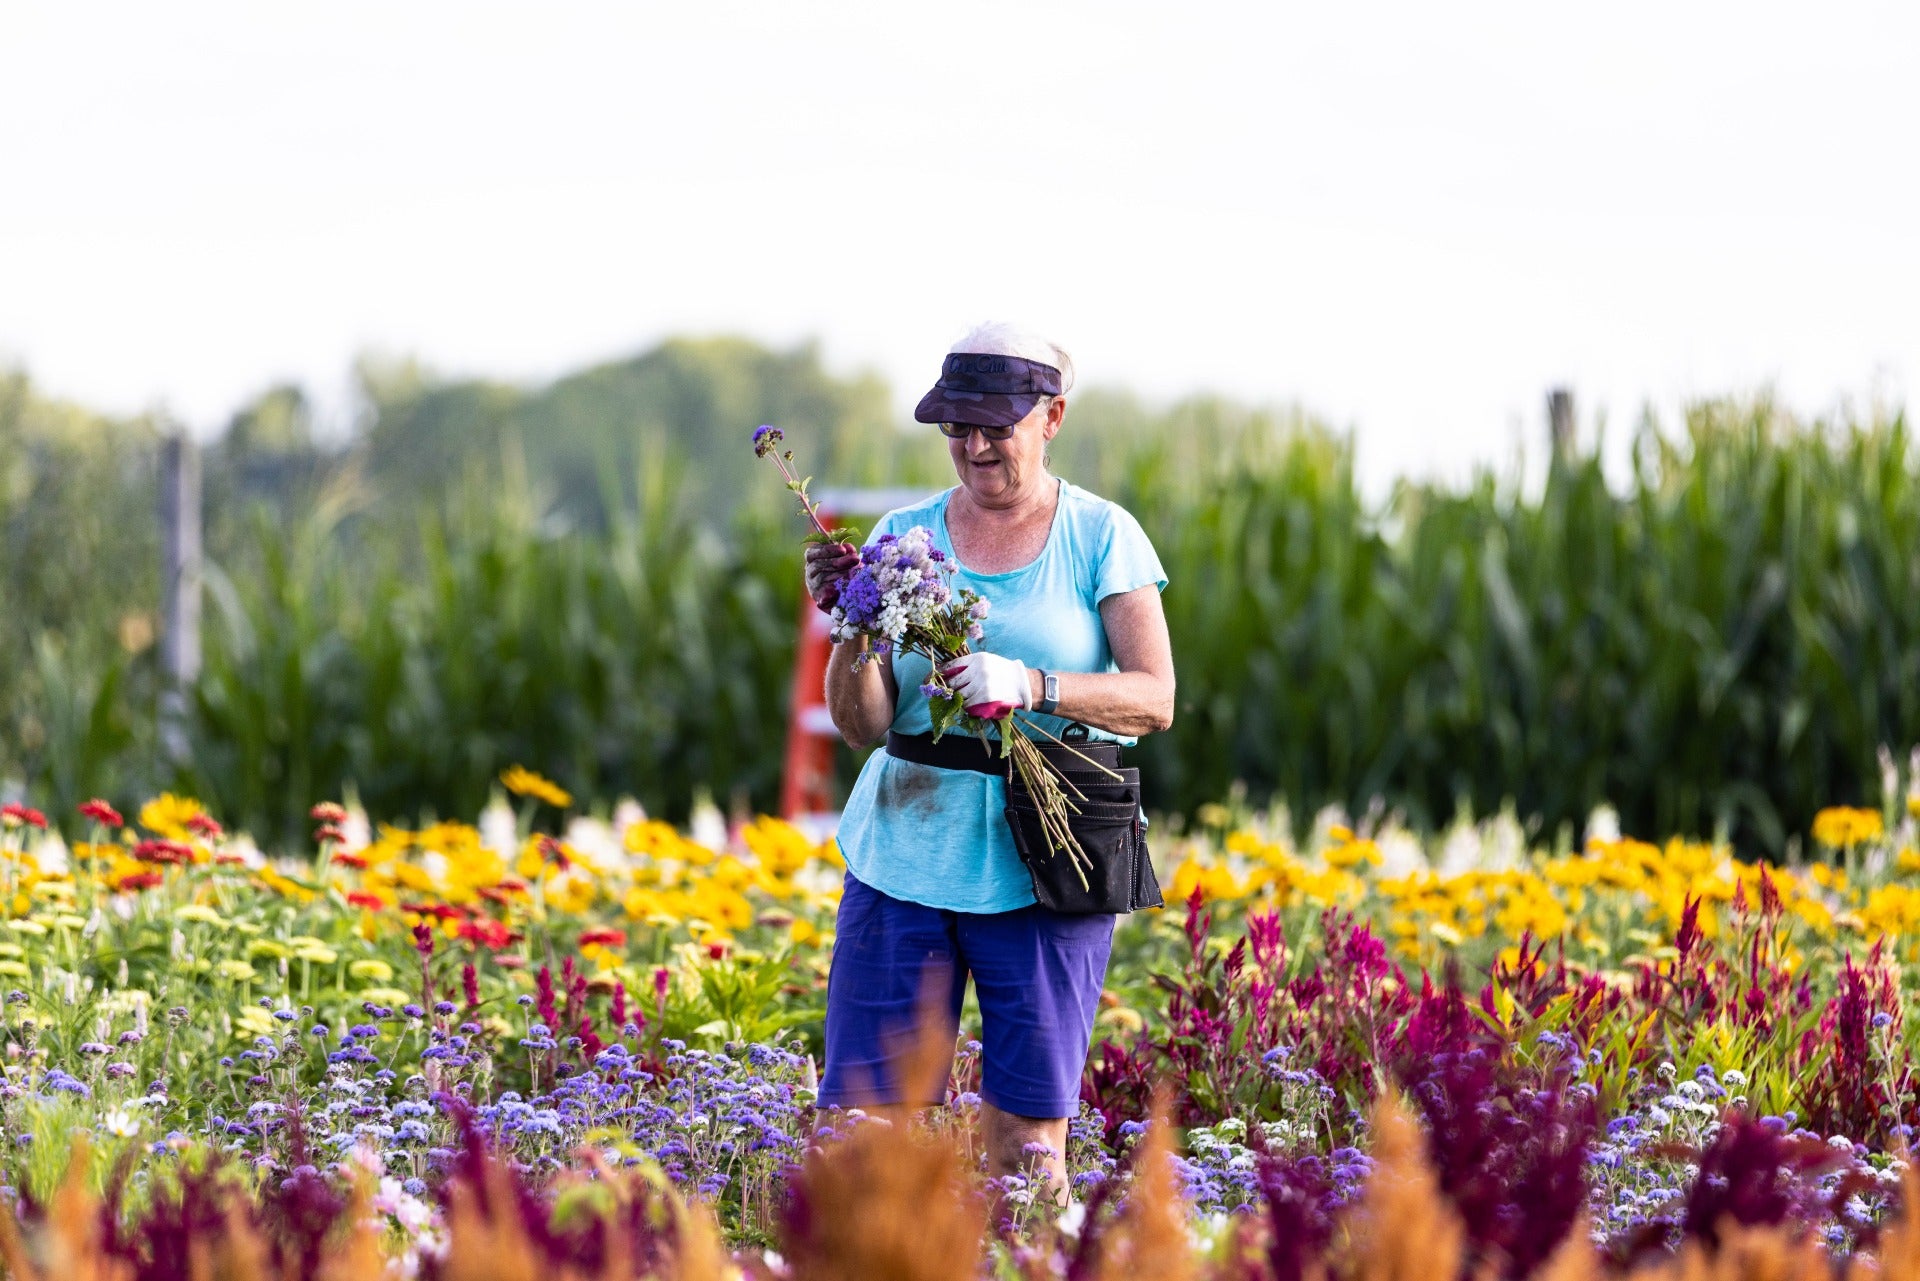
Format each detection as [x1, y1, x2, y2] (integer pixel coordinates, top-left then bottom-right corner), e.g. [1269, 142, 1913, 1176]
[5, 390, 1918, 854]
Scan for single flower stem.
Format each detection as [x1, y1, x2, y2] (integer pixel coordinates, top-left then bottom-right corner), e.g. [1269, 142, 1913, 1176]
[761, 451, 836, 540]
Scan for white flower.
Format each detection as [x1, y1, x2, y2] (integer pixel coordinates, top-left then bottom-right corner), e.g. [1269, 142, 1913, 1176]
[102, 1108, 141, 1138]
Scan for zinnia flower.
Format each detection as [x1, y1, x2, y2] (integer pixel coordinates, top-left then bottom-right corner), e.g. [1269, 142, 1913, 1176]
[346, 891, 385, 911]
[132, 839, 195, 865]
[500, 766, 572, 809]
[78, 799, 124, 828]
[579, 928, 627, 949]
[457, 918, 518, 950]
[0, 803, 46, 830]
[1813, 807, 1885, 848]
[310, 802, 348, 823]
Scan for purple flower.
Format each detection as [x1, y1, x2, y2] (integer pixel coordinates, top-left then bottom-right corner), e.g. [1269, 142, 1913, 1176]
[752, 424, 783, 457]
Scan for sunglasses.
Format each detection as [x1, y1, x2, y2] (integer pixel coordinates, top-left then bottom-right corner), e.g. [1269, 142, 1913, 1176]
[937, 421, 1016, 441]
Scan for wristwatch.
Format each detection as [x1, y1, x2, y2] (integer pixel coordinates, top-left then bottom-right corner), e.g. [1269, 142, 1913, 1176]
[1034, 669, 1061, 715]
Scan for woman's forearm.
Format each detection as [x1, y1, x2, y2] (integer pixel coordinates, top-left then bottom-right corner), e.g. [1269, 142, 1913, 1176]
[1028, 668, 1175, 739]
[825, 637, 896, 750]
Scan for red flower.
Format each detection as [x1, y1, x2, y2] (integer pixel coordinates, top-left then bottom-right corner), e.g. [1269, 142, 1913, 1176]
[456, 918, 518, 950]
[403, 903, 462, 921]
[332, 852, 369, 869]
[186, 814, 223, 839]
[78, 799, 124, 828]
[478, 883, 524, 905]
[346, 891, 385, 911]
[578, 928, 627, 949]
[315, 824, 347, 845]
[214, 852, 248, 866]
[309, 802, 347, 823]
[133, 838, 194, 865]
[412, 922, 435, 958]
[0, 802, 47, 830]
[705, 941, 727, 961]
[114, 871, 164, 892]
[462, 962, 480, 1009]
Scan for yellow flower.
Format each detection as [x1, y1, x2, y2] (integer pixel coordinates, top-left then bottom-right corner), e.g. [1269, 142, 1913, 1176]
[1813, 807, 1884, 848]
[214, 959, 259, 981]
[139, 793, 206, 841]
[501, 766, 572, 809]
[174, 904, 226, 926]
[348, 959, 394, 982]
[1195, 803, 1232, 829]
[1861, 884, 1920, 940]
[1324, 839, 1381, 870]
[235, 1007, 278, 1038]
[258, 868, 317, 903]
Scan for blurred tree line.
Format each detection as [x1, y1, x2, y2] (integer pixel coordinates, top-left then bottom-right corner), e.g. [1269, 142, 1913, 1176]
[3, 339, 1916, 856]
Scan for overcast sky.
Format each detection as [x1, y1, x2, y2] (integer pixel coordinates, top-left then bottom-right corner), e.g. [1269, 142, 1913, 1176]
[2, 1, 1916, 490]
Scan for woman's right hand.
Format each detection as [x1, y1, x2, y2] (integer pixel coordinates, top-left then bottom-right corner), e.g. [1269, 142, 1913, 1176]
[803, 541, 859, 613]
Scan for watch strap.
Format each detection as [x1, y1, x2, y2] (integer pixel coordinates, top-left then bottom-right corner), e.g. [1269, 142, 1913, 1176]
[1035, 669, 1060, 715]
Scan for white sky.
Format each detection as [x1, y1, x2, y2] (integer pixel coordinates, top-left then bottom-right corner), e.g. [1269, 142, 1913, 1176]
[2, 0, 1916, 491]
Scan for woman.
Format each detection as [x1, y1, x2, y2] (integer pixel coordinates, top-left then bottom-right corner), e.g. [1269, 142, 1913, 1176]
[803, 322, 1175, 1194]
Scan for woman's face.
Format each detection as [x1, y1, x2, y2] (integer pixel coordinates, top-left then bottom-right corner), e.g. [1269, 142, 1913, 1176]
[948, 396, 1064, 506]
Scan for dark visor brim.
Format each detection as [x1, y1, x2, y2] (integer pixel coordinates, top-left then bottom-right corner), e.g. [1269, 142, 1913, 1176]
[913, 385, 1040, 429]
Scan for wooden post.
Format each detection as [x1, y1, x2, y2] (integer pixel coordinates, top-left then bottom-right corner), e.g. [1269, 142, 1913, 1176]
[158, 432, 202, 767]
[1548, 388, 1575, 461]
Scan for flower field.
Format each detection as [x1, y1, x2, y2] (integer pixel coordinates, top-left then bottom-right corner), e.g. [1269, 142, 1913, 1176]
[3, 765, 1920, 1277]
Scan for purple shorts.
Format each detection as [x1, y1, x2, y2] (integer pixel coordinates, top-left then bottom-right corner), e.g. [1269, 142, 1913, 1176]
[820, 868, 1116, 1119]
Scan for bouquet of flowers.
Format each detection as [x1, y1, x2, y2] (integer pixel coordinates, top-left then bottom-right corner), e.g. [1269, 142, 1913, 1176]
[754, 425, 1105, 883]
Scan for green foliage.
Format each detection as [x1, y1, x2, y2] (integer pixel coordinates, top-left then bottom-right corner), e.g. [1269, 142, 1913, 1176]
[659, 948, 823, 1048]
[6, 339, 1919, 858]
[1120, 400, 1920, 853]
[181, 442, 800, 851]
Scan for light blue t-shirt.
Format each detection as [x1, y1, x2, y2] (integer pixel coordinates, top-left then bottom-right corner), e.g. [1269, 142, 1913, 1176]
[834, 478, 1168, 914]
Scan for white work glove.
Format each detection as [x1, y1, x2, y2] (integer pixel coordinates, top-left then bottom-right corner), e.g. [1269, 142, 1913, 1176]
[939, 652, 1031, 720]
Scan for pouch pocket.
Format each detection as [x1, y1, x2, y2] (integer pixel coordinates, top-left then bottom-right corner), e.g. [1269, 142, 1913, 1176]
[1004, 764, 1157, 914]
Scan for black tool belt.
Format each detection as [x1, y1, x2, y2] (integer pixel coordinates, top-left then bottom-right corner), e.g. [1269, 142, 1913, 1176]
[883, 730, 1165, 915]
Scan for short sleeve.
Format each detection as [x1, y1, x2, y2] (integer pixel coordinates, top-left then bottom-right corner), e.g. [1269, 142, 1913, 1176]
[866, 507, 908, 543]
[1093, 502, 1168, 603]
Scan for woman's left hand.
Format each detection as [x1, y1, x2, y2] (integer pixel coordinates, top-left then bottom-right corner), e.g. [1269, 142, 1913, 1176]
[940, 653, 1031, 720]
